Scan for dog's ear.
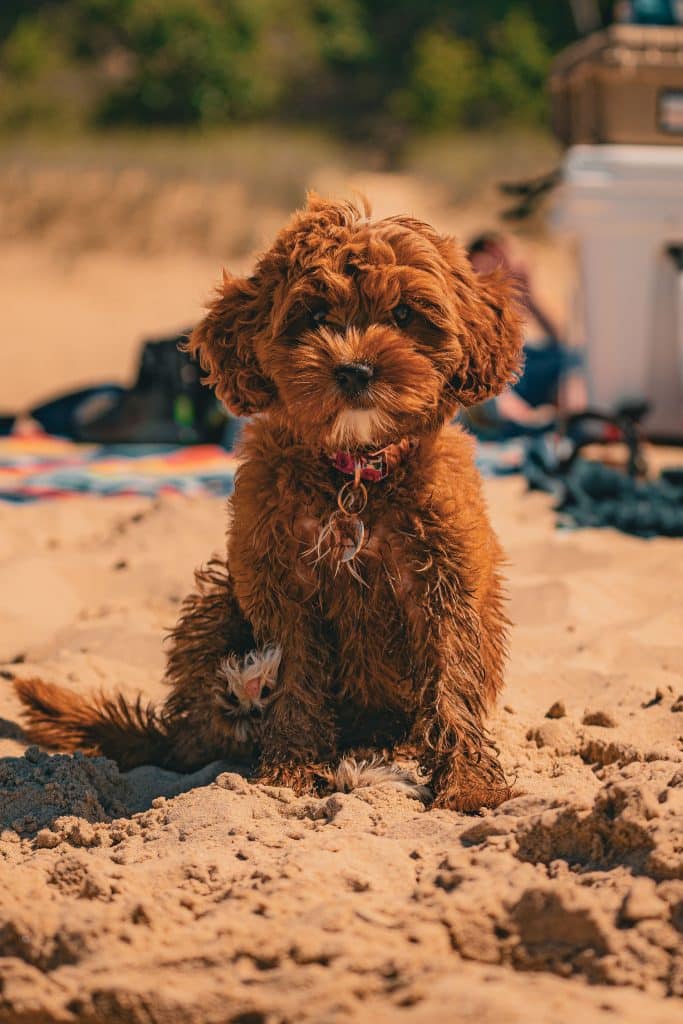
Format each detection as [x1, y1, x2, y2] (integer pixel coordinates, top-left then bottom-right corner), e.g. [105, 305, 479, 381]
[184, 270, 276, 416]
[447, 263, 524, 409]
[387, 220, 524, 412]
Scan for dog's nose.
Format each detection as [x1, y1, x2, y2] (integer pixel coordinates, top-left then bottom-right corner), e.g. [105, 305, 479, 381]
[335, 362, 374, 396]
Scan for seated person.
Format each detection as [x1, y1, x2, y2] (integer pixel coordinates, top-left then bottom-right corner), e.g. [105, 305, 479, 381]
[464, 232, 585, 438]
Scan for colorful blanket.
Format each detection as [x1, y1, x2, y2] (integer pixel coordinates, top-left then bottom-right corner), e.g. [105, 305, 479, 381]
[0, 436, 240, 502]
[0, 434, 525, 502]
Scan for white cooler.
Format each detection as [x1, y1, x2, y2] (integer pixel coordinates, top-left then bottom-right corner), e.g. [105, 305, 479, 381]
[553, 144, 683, 437]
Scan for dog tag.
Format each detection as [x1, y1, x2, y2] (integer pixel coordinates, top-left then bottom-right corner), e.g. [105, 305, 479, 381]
[338, 516, 365, 563]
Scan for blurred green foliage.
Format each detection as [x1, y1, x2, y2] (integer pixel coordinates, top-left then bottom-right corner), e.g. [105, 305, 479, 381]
[0, 1, 608, 138]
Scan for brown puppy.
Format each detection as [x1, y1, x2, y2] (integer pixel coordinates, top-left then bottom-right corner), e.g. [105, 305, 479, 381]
[16, 195, 523, 811]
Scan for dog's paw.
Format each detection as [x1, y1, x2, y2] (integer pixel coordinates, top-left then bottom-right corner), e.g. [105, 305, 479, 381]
[255, 762, 325, 796]
[432, 781, 512, 813]
[215, 644, 281, 711]
[331, 756, 430, 802]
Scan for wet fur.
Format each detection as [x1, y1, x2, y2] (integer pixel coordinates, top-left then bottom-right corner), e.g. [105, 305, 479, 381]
[15, 195, 523, 811]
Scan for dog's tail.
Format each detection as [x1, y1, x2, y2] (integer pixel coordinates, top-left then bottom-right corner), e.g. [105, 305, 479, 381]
[13, 677, 172, 770]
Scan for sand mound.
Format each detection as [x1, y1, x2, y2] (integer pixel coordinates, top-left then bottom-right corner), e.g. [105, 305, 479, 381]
[0, 746, 130, 836]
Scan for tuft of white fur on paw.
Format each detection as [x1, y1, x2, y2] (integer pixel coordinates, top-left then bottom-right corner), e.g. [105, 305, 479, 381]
[214, 644, 282, 741]
[219, 643, 281, 701]
[332, 756, 430, 802]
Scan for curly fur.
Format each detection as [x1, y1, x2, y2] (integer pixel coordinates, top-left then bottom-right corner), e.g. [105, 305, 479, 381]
[15, 194, 523, 811]
[13, 677, 169, 771]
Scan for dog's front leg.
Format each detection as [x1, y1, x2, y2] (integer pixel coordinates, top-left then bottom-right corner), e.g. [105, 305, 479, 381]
[412, 605, 511, 812]
[421, 699, 510, 813]
[253, 611, 337, 795]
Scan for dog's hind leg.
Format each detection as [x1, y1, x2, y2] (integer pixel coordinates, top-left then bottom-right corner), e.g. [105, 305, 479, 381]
[159, 558, 260, 768]
[15, 559, 263, 771]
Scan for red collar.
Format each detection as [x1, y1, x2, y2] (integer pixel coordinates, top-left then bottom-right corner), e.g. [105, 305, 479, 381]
[330, 437, 419, 483]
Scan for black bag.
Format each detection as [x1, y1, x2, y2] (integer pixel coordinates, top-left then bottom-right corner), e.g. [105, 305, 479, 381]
[75, 331, 230, 445]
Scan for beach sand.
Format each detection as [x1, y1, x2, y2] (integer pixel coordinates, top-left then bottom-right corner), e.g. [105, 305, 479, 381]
[1, 184, 682, 1022]
[1, 478, 681, 1024]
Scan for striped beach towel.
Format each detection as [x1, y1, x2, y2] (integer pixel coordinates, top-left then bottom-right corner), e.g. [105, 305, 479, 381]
[0, 433, 524, 503]
[0, 435, 239, 502]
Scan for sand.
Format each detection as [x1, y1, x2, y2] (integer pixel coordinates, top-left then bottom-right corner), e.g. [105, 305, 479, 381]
[1, 182, 682, 1022]
[1, 479, 682, 1024]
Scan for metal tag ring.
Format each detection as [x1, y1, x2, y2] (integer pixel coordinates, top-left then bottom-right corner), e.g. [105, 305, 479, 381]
[337, 479, 368, 515]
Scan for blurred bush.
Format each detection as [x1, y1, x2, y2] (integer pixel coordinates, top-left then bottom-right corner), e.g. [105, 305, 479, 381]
[0, 1, 604, 140]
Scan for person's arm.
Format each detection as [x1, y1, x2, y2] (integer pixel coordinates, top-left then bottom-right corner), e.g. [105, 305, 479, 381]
[525, 293, 561, 343]
[511, 263, 561, 343]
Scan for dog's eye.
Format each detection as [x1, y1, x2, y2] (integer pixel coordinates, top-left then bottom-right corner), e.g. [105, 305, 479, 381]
[309, 307, 328, 328]
[392, 304, 413, 328]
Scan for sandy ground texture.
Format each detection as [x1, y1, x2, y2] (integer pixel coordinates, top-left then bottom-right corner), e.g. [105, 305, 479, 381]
[1, 479, 682, 1024]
